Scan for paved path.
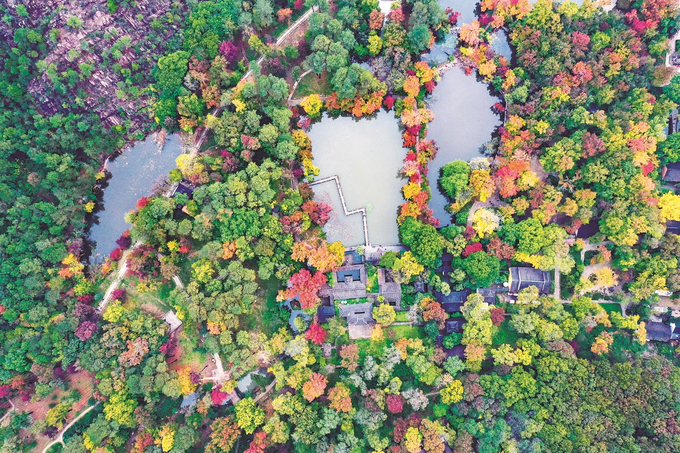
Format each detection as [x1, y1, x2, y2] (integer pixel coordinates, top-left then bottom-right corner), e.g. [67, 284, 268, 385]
[242, 8, 315, 80]
[172, 275, 185, 290]
[41, 404, 99, 453]
[201, 353, 228, 385]
[554, 266, 561, 300]
[580, 240, 613, 263]
[0, 399, 14, 426]
[254, 379, 278, 403]
[97, 242, 141, 314]
[288, 68, 313, 102]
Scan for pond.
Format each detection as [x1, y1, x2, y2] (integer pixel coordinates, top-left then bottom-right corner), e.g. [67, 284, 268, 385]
[426, 67, 502, 226]
[309, 111, 405, 246]
[88, 133, 185, 262]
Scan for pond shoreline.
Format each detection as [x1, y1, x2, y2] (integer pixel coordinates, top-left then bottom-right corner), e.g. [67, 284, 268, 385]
[87, 132, 188, 263]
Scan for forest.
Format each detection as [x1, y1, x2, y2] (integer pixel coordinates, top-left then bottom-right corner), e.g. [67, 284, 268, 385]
[1, 0, 680, 451]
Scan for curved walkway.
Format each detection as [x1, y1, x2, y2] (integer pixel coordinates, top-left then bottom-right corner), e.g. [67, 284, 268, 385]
[41, 403, 99, 453]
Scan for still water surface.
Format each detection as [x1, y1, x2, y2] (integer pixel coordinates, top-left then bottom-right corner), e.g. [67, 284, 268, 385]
[89, 134, 185, 262]
[426, 67, 501, 226]
[309, 111, 405, 246]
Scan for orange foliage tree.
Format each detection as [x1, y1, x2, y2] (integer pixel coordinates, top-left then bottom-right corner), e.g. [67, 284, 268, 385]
[302, 373, 328, 402]
[277, 269, 327, 309]
[328, 383, 352, 412]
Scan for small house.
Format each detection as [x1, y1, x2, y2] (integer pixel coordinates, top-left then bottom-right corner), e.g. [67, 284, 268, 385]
[436, 289, 470, 310]
[662, 162, 680, 184]
[646, 321, 672, 342]
[673, 323, 680, 341]
[344, 250, 363, 265]
[667, 220, 680, 235]
[333, 264, 367, 299]
[167, 181, 196, 198]
[441, 303, 463, 314]
[337, 269, 361, 283]
[477, 287, 504, 305]
[576, 222, 599, 239]
[414, 282, 427, 293]
[508, 267, 551, 295]
[445, 319, 466, 335]
[317, 306, 335, 324]
[338, 301, 374, 326]
[378, 268, 402, 310]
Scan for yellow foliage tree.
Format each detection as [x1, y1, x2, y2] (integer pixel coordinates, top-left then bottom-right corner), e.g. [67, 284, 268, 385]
[469, 169, 494, 201]
[392, 251, 424, 284]
[659, 192, 680, 221]
[300, 94, 323, 118]
[472, 208, 501, 238]
[402, 182, 422, 200]
[441, 380, 464, 405]
[178, 367, 197, 396]
[636, 322, 647, 345]
[404, 427, 423, 453]
[157, 425, 176, 452]
[594, 267, 618, 289]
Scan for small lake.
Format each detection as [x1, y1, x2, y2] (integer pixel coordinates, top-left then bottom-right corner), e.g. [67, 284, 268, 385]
[426, 67, 502, 226]
[309, 111, 405, 246]
[89, 133, 185, 262]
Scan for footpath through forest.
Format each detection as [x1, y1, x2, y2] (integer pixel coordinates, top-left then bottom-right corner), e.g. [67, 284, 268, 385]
[99, 6, 318, 313]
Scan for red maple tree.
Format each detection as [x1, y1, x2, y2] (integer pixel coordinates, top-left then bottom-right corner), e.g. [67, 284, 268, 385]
[277, 269, 327, 309]
[305, 323, 328, 345]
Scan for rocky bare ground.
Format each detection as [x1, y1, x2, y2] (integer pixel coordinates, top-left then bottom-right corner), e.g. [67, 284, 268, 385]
[0, 0, 186, 134]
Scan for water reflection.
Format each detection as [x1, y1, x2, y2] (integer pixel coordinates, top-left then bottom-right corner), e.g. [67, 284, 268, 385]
[309, 111, 405, 246]
[426, 67, 501, 226]
[89, 133, 185, 262]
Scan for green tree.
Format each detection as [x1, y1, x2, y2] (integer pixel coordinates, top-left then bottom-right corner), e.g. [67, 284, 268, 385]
[461, 252, 500, 288]
[399, 217, 444, 268]
[235, 397, 265, 434]
[373, 303, 396, 326]
[439, 160, 470, 200]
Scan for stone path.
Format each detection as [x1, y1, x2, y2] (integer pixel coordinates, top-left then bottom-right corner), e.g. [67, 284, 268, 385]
[172, 275, 185, 290]
[201, 353, 228, 385]
[97, 242, 141, 313]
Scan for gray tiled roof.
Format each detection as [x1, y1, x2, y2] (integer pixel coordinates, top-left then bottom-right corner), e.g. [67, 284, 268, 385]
[509, 267, 551, 294]
[647, 321, 672, 342]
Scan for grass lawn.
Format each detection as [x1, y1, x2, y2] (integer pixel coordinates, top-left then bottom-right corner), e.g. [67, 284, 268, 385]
[355, 338, 387, 358]
[335, 298, 372, 316]
[178, 334, 208, 368]
[599, 303, 621, 315]
[294, 71, 332, 97]
[129, 283, 174, 313]
[389, 325, 423, 340]
[336, 297, 371, 305]
[492, 322, 522, 346]
[366, 267, 379, 293]
[394, 311, 410, 323]
[249, 276, 287, 336]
